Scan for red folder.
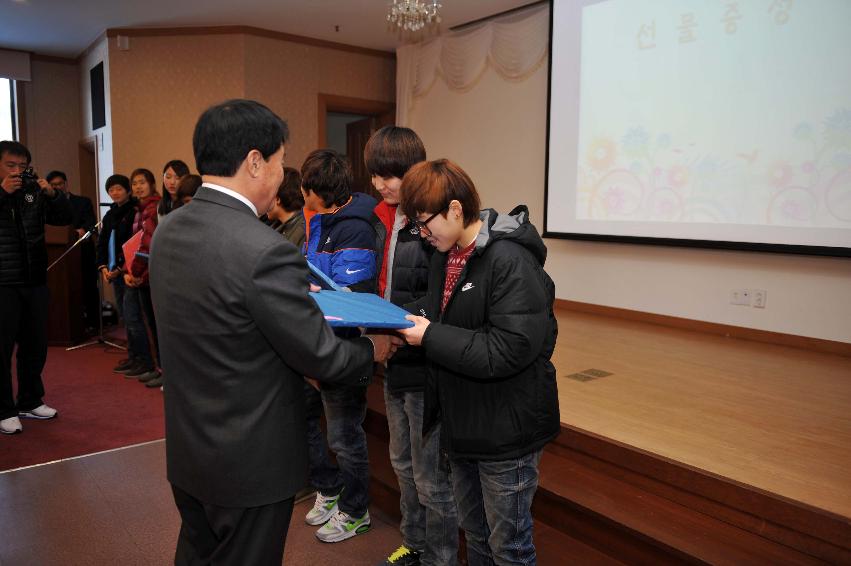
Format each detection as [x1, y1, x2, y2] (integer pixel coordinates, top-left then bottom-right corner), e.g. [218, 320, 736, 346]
[122, 230, 143, 269]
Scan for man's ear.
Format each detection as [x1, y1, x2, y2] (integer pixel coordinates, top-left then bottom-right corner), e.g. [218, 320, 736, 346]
[448, 199, 463, 220]
[247, 149, 263, 178]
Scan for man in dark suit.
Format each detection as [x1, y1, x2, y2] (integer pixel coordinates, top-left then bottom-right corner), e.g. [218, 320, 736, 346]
[46, 171, 99, 332]
[149, 99, 400, 566]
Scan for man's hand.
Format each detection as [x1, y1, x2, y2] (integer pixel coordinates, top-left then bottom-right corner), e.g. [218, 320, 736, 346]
[367, 334, 404, 363]
[37, 178, 54, 197]
[76, 228, 86, 239]
[398, 315, 430, 346]
[1, 174, 21, 194]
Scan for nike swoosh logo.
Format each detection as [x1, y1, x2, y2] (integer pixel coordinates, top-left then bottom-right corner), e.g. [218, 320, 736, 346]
[345, 268, 364, 275]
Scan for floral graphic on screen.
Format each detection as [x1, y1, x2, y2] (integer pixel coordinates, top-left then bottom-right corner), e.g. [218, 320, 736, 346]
[577, 108, 851, 228]
[767, 108, 851, 226]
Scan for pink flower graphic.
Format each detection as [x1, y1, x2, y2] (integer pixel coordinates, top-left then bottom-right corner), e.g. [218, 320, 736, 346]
[768, 161, 793, 188]
[603, 186, 626, 213]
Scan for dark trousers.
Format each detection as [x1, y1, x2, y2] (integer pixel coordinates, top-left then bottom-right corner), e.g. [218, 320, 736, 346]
[172, 484, 294, 566]
[0, 285, 49, 420]
[80, 240, 99, 329]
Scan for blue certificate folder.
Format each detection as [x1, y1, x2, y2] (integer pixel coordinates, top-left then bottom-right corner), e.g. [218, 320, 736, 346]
[306, 260, 414, 329]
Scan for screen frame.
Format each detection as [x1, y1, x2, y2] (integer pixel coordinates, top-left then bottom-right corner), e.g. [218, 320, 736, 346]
[541, 0, 851, 258]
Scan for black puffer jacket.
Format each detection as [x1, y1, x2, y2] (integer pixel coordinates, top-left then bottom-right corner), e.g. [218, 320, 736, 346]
[378, 203, 433, 392]
[96, 197, 138, 271]
[0, 186, 73, 286]
[412, 205, 560, 460]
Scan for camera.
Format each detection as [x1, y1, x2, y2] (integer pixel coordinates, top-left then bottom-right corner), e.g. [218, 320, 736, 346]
[18, 167, 39, 189]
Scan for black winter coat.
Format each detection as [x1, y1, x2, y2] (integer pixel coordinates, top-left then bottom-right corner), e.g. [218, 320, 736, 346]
[0, 186, 73, 285]
[96, 197, 138, 271]
[411, 205, 560, 460]
[380, 205, 433, 393]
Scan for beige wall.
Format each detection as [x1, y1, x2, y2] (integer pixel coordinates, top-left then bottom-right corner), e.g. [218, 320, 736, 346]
[107, 32, 394, 185]
[244, 35, 395, 169]
[408, 63, 851, 343]
[108, 34, 246, 182]
[21, 59, 82, 194]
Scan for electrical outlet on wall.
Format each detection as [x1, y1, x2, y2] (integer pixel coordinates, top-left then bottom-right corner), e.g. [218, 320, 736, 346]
[730, 289, 752, 306]
[753, 289, 767, 308]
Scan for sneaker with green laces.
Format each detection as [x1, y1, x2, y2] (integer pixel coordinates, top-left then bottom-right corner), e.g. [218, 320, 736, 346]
[305, 491, 341, 526]
[315, 510, 371, 543]
[378, 545, 421, 565]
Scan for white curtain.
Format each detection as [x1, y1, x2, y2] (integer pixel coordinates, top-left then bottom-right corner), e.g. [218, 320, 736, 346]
[396, 4, 549, 125]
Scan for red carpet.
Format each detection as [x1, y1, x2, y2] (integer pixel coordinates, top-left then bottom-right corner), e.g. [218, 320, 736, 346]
[0, 340, 165, 472]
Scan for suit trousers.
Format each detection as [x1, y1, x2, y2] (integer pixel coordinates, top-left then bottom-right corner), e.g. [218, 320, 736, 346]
[0, 285, 49, 420]
[172, 484, 294, 566]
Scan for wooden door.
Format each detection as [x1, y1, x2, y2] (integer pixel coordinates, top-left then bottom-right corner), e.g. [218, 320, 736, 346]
[346, 116, 379, 199]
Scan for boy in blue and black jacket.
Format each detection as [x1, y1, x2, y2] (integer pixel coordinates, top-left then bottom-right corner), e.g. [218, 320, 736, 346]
[299, 149, 382, 543]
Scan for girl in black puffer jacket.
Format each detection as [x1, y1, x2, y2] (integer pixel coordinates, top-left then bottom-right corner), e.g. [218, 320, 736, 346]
[399, 159, 559, 566]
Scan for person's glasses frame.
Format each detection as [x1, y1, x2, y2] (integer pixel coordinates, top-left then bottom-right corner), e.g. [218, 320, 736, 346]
[413, 206, 448, 236]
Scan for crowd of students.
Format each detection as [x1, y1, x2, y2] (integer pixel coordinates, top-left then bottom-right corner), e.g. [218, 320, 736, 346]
[23, 118, 559, 565]
[98, 163, 201, 390]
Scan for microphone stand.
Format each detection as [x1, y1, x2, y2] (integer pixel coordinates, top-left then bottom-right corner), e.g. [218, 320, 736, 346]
[48, 221, 126, 352]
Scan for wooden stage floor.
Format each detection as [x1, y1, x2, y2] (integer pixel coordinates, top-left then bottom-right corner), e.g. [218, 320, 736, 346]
[552, 306, 851, 520]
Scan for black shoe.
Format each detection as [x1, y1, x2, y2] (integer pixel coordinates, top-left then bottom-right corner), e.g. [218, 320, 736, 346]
[136, 369, 160, 383]
[124, 362, 155, 379]
[114, 359, 143, 375]
[144, 374, 163, 388]
[378, 546, 421, 566]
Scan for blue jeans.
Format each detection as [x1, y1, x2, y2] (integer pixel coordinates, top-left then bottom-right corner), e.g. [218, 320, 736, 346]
[305, 382, 370, 517]
[110, 277, 126, 320]
[123, 285, 152, 365]
[449, 450, 543, 566]
[385, 383, 458, 565]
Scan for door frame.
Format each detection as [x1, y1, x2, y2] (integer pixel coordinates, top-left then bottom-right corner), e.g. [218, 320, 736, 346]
[317, 94, 395, 148]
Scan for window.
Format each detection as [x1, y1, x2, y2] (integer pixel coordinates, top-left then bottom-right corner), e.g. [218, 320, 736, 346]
[0, 78, 17, 141]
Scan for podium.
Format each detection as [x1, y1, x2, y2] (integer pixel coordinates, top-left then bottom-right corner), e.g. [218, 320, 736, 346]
[45, 225, 84, 346]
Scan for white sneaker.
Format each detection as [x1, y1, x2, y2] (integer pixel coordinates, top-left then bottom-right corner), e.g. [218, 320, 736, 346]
[1, 416, 23, 434]
[315, 510, 371, 543]
[19, 404, 58, 420]
[305, 491, 341, 526]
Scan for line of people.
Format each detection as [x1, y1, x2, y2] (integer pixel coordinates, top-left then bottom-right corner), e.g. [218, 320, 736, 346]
[3, 98, 560, 565]
[147, 100, 559, 566]
[98, 163, 202, 390]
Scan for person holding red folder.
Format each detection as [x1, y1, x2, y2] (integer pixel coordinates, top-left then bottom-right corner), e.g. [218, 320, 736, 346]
[120, 169, 161, 385]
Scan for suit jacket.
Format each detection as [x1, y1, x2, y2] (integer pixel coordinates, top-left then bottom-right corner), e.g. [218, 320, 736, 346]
[149, 186, 374, 508]
[68, 193, 96, 231]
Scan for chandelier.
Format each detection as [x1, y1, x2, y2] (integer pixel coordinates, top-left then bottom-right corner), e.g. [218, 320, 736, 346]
[387, 0, 442, 32]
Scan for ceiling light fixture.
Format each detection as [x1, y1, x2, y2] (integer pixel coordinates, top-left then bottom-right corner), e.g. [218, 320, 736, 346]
[387, 0, 442, 33]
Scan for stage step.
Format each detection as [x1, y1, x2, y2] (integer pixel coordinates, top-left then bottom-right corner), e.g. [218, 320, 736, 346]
[364, 381, 849, 564]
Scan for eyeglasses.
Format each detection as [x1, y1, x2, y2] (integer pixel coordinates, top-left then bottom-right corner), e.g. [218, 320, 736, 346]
[413, 207, 447, 236]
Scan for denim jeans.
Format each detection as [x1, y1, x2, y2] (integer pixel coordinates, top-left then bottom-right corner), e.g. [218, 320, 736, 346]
[305, 382, 370, 517]
[123, 285, 152, 365]
[449, 450, 543, 566]
[385, 384, 459, 565]
[110, 277, 126, 320]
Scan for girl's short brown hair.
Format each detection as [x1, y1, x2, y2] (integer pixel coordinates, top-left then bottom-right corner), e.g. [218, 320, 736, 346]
[400, 159, 480, 227]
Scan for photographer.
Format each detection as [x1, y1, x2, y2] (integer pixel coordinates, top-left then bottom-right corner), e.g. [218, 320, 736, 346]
[0, 140, 73, 435]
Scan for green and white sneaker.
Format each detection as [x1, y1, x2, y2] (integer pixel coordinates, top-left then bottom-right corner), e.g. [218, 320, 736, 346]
[315, 510, 371, 543]
[305, 492, 340, 526]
